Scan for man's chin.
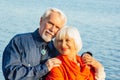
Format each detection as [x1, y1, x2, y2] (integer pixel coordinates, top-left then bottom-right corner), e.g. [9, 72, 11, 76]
[42, 35, 52, 42]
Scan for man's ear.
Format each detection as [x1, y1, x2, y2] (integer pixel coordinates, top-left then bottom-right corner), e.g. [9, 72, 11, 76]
[40, 17, 42, 25]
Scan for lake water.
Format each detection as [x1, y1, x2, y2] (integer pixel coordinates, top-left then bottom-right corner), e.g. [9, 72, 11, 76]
[0, 0, 120, 80]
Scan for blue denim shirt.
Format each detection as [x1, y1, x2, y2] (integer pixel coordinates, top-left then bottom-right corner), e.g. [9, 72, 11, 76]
[2, 29, 59, 80]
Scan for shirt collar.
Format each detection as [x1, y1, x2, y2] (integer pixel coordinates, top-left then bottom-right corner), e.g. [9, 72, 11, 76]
[32, 28, 54, 49]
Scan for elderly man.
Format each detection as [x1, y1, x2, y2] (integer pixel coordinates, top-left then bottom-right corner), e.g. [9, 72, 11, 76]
[2, 8, 67, 80]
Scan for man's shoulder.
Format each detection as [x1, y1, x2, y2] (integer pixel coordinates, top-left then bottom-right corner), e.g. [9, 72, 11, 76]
[12, 32, 33, 41]
[16, 32, 32, 38]
[9, 32, 33, 45]
[13, 29, 38, 40]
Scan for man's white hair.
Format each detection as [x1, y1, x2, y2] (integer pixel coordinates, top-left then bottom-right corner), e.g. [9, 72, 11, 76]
[42, 8, 67, 25]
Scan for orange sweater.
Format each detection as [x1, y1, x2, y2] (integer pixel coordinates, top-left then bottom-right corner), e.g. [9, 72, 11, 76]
[46, 55, 95, 80]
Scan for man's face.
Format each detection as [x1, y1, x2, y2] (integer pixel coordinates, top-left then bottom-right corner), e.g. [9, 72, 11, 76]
[39, 12, 65, 42]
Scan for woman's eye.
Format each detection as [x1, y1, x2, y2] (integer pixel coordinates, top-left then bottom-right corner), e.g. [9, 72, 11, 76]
[66, 39, 70, 42]
[56, 26, 60, 30]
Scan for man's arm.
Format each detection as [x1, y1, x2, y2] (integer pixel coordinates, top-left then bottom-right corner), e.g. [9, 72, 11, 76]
[81, 54, 106, 80]
[2, 36, 49, 80]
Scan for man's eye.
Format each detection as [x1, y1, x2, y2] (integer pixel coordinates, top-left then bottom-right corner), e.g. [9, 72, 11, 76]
[47, 22, 53, 26]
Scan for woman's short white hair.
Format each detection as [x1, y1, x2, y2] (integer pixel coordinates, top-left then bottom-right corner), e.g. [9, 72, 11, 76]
[54, 26, 82, 53]
[42, 8, 67, 25]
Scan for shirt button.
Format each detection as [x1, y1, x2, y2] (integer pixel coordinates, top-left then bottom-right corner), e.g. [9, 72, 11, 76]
[28, 64, 31, 67]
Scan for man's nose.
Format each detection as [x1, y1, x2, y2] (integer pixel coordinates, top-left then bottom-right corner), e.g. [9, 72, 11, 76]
[50, 25, 55, 32]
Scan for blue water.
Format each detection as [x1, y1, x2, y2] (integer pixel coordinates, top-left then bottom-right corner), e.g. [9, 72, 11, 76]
[0, 0, 120, 80]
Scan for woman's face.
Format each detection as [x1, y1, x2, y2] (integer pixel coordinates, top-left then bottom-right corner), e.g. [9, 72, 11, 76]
[56, 35, 76, 55]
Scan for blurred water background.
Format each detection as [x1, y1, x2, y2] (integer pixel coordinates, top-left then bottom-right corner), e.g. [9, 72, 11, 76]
[0, 0, 120, 80]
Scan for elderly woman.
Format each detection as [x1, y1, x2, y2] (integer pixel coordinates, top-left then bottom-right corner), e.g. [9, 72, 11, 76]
[46, 26, 105, 80]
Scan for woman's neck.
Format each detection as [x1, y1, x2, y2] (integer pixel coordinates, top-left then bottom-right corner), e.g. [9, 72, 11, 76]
[67, 54, 80, 66]
[67, 54, 77, 63]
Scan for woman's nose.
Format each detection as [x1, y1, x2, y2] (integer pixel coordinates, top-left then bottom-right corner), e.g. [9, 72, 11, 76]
[62, 41, 66, 47]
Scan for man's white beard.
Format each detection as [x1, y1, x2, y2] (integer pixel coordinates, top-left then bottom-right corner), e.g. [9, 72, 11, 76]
[42, 34, 52, 42]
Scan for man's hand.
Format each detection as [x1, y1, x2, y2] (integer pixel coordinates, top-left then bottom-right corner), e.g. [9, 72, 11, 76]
[82, 53, 106, 80]
[82, 54, 103, 70]
[45, 58, 61, 71]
